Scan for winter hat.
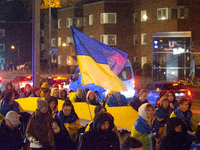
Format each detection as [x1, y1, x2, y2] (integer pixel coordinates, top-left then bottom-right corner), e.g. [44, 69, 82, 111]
[33, 86, 40, 93]
[86, 91, 96, 103]
[76, 88, 84, 99]
[37, 98, 48, 110]
[45, 96, 58, 107]
[93, 112, 114, 132]
[50, 88, 59, 97]
[166, 117, 184, 135]
[41, 82, 49, 89]
[138, 103, 155, 121]
[94, 105, 107, 114]
[5, 111, 21, 126]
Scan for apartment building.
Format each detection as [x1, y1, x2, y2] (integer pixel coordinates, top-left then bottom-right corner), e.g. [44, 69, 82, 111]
[133, 0, 200, 81]
[55, 1, 133, 69]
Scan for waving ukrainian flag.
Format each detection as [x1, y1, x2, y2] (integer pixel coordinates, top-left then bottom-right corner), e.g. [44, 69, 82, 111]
[71, 27, 128, 92]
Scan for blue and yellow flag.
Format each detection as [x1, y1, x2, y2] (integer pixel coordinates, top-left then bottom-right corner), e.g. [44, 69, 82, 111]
[71, 27, 128, 91]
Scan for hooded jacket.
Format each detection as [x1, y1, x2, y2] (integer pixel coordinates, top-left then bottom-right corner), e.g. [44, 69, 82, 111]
[159, 117, 191, 150]
[131, 103, 160, 150]
[0, 90, 20, 116]
[107, 92, 127, 107]
[59, 88, 68, 100]
[45, 96, 58, 117]
[86, 91, 100, 106]
[78, 112, 120, 150]
[50, 88, 59, 98]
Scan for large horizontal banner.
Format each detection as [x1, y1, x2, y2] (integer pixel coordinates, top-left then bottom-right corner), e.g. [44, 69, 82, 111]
[16, 97, 139, 130]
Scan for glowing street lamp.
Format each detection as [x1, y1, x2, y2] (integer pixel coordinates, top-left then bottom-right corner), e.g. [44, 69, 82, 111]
[11, 45, 20, 65]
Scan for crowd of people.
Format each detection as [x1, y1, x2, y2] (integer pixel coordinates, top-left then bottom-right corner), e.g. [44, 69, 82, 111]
[0, 81, 200, 150]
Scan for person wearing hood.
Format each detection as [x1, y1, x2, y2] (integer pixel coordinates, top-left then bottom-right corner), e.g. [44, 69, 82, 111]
[59, 88, 68, 100]
[155, 98, 170, 126]
[159, 117, 191, 150]
[26, 98, 60, 150]
[78, 112, 120, 150]
[45, 96, 58, 117]
[106, 91, 127, 107]
[54, 100, 82, 150]
[40, 82, 50, 98]
[50, 87, 59, 99]
[75, 88, 85, 102]
[191, 125, 200, 150]
[103, 90, 113, 107]
[129, 89, 148, 111]
[131, 103, 160, 150]
[170, 98, 197, 132]
[86, 91, 100, 106]
[30, 86, 40, 97]
[19, 84, 32, 98]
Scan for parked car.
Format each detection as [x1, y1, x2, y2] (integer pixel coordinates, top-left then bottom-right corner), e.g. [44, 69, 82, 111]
[40, 77, 69, 90]
[142, 81, 192, 106]
[11, 76, 33, 90]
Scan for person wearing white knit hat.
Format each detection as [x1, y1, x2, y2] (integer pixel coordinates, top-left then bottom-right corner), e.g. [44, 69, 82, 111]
[0, 110, 24, 150]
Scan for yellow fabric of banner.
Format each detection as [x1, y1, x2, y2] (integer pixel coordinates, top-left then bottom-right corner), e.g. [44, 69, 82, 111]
[16, 98, 139, 130]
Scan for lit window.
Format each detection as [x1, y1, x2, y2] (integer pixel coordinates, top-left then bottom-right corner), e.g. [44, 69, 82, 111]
[51, 38, 56, 47]
[157, 8, 168, 20]
[66, 37, 73, 46]
[100, 13, 116, 24]
[0, 44, 5, 51]
[58, 37, 61, 47]
[58, 19, 61, 28]
[180, 8, 185, 19]
[89, 15, 93, 25]
[0, 29, 5, 36]
[74, 17, 82, 27]
[58, 55, 61, 65]
[40, 44, 44, 51]
[100, 35, 116, 45]
[141, 57, 147, 68]
[134, 13, 138, 23]
[40, 30, 44, 36]
[66, 18, 73, 28]
[134, 35, 138, 45]
[141, 10, 147, 22]
[83, 17, 87, 26]
[141, 33, 146, 45]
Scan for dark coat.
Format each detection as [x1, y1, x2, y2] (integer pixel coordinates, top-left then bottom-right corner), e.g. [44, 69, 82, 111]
[129, 97, 148, 111]
[75, 96, 86, 102]
[159, 117, 191, 150]
[78, 112, 120, 150]
[0, 120, 24, 150]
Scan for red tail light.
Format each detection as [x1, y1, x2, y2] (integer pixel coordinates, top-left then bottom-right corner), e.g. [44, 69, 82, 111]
[0, 77, 2, 80]
[132, 80, 135, 88]
[173, 83, 179, 86]
[187, 91, 191, 96]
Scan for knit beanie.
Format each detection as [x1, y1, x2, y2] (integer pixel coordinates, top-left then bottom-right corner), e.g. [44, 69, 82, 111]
[37, 98, 48, 110]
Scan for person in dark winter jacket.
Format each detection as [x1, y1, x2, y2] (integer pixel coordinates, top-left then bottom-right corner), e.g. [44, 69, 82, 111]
[0, 110, 24, 150]
[129, 89, 148, 111]
[86, 91, 100, 106]
[1, 82, 19, 99]
[0, 90, 20, 116]
[45, 96, 58, 117]
[159, 117, 191, 150]
[191, 125, 200, 150]
[54, 100, 82, 150]
[78, 112, 120, 150]
[26, 98, 60, 150]
[106, 91, 127, 107]
[19, 84, 32, 98]
[75, 88, 85, 102]
[121, 136, 143, 150]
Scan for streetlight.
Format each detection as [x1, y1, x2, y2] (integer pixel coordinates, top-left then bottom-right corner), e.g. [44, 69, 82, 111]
[11, 45, 20, 65]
